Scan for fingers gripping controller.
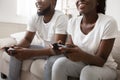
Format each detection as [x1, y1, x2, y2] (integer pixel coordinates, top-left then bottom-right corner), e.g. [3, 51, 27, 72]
[4, 47, 16, 55]
[52, 43, 66, 50]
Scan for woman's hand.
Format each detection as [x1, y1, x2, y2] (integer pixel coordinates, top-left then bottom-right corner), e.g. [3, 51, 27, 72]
[50, 40, 66, 55]
[59, 44, 82, 62]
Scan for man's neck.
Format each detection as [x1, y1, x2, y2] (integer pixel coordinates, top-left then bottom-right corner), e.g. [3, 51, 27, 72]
[43, 10, 55, 23]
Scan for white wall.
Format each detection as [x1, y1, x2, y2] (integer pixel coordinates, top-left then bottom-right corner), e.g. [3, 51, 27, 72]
[0, 22, 26, 38]
[106, 0, 120, 30]
[0, 0, 120, 29]
[0, 0, 27, 24]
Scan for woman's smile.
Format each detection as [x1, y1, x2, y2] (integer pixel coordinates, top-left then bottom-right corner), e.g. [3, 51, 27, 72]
[79, 3, 87, 9]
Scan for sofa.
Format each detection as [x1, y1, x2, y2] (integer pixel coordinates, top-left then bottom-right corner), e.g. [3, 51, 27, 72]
[0, 32, 46, 80]
[0, 31, 120, 80]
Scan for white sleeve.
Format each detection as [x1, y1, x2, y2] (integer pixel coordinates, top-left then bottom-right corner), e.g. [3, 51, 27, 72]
[27, 14, 37, 32]
[102, 18, 118, 39]
[67, 17, 79, 36]
[67, 19, 72, 35]
[55, 15, 68, 34]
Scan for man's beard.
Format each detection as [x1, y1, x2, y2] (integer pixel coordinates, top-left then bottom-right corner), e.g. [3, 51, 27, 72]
[37, 5, 51, 16]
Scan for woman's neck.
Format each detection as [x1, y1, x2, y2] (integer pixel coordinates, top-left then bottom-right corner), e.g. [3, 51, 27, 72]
[82, 13, 98, 24]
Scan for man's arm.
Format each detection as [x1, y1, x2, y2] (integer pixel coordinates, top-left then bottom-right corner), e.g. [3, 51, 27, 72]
[54, 34, 67, 44]
[66, 35, 74, 44]
[16, 31, 35, 48]
[12, 34, 67, 60]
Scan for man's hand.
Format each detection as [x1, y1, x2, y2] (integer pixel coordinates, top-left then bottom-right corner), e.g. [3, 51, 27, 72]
[4, 46, 31, 61]
[13, 47, 33, 61]
[3, 46, 17, 56]
[50, 40, 65, 55]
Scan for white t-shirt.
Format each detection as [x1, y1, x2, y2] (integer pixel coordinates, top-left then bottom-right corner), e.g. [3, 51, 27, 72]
[27, 10, 68, 47]
[67, 13, 118, 69]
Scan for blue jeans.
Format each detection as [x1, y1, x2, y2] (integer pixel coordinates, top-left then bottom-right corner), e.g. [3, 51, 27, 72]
[7, 57, 22, 80]
[7, 45, 46, 80]
[44, 55, 64, 80]
[7, 45, 63, 80]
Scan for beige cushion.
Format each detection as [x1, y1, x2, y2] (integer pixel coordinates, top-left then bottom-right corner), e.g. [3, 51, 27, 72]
[116, 70, 120, 80]
[0, 37, 37, 72]
[0, 49, 4, 58]
[2, 51, 11, 62]
[11, 32, 42, 45]
[112, 34, 120, 70]
[0, 37, 17, 75]
[1, 51, 34, 71]
[0, 37, 17, 49]
[21, 71, 40, 80]
[30, 59, 46, 79]
[22, 60, 33, 71]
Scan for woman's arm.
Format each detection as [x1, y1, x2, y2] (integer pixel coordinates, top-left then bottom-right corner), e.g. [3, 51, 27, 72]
[61, 35, 115, 67]
[54, 34, 67, 44]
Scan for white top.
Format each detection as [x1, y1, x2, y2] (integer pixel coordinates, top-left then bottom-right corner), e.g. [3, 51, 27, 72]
[27, 10, 68, 47]
[67, 13, 118, 69]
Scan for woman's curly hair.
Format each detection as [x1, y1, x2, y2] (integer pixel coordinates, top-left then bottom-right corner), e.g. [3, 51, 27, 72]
[97, 0, 106, 14]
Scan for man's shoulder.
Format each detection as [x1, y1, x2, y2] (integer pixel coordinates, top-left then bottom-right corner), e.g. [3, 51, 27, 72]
[50, 10, 68, 22]
[55, 10, 64, 14]
[54, 10, 66, 17]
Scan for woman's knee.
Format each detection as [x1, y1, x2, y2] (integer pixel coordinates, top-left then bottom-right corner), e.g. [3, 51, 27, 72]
[80, 66, 99, 80]
[52, 57, 69, 80]
[52, 57, 68, 73]
[80, 65, 117, 80]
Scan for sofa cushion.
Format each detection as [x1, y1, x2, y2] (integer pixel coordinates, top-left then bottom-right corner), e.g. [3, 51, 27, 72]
[22, 60, 34, 71]
[0, 49, 4, 58]
[0, 37, 17, 49]
[116, 70, 120, 80]
[0, 33, 44, 72]
[2, 52, 10, 63]
[0, 37, 16, 74]
[1, 51, 34, 71]
[30, 59, 46, 79]
[111, 32, 120, 70]
[10, 32, 42, 46]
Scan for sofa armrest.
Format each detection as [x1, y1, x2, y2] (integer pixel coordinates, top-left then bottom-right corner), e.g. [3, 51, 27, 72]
[10, 32, 42, 46]
[0, 37, 17, 49]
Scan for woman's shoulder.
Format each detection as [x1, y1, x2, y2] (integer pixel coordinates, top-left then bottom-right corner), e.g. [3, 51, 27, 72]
[98, 13, 118, 32]
[98, 13, 116, 23]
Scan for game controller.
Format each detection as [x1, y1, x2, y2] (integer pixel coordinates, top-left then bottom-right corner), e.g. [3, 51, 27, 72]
[4, 47, 16, 55]
[4, 47, 9, 53]
[52, 43, 66, 50]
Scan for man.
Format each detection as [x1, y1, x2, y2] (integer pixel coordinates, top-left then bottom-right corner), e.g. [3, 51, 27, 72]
[6, 0, 68, 80]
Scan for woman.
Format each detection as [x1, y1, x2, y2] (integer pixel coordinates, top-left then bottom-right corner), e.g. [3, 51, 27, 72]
[51, 0, 118, 80]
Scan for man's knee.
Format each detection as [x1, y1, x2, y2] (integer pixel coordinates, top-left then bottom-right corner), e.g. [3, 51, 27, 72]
[9, 57, 22, 69]
[45, 55, 63, 69]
